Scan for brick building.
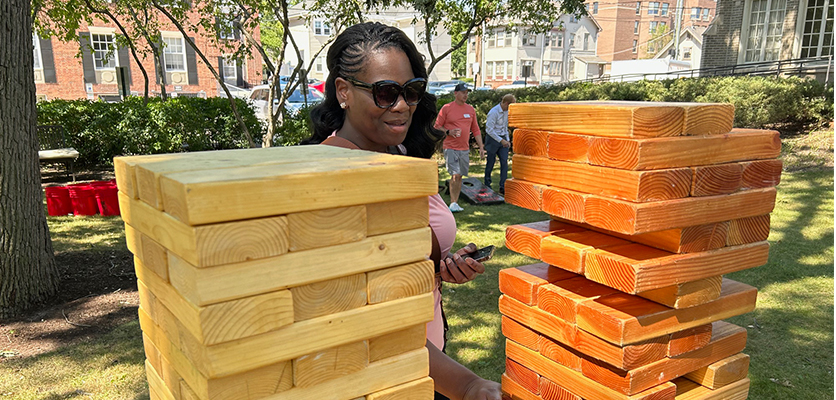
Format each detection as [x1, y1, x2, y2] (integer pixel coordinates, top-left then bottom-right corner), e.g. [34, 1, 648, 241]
[34, 11, 263, 101]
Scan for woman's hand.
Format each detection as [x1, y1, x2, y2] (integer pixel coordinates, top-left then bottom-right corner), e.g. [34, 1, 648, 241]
[462, 377, 502, 400]
[439, 243, 486, 284]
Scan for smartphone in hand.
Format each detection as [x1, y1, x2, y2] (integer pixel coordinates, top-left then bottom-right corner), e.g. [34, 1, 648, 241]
[463, 245, 495, 263]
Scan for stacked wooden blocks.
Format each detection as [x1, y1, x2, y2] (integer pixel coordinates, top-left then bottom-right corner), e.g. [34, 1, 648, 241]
[499, 101, 780, 400]
[114, 145, 439, 400]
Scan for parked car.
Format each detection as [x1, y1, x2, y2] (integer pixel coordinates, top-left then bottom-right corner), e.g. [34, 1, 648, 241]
[495, 80, 532, 90]
[428, 80, 468, 96]
[249, 85, 325, 121]
[475, 85, 493, 91]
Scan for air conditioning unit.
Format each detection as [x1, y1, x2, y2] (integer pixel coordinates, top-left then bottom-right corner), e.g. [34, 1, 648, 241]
[168, 71, 188, 85]
[97, 69, 117, 84]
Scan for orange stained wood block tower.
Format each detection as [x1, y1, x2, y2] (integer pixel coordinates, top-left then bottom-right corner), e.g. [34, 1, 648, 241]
[115, 145, 439, 400]
[500, 101, 779, 400]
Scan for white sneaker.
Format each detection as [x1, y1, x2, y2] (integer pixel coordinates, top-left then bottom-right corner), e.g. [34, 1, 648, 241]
[449, 202, 464, 213]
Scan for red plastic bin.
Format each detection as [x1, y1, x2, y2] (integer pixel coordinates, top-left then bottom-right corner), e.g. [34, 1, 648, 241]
[67, 184, 98, 216]
[91, 181, 120, 216]
[45, 186, 72, 216]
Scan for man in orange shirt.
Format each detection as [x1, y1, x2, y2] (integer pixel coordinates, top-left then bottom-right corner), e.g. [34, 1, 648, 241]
[435, 83, 485, 213]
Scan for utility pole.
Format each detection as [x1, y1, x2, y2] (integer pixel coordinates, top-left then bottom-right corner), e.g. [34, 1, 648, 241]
[673, 0, 683, 59]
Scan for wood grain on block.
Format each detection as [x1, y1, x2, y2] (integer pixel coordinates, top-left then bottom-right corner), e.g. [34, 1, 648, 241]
[690, 164, 742, 197]
[179, 381, 201, 400]
[366, 197, 429, 236]
[293, 340, 369, 388]
[505, 340, 677, 400]
[158, 150, 437, 226]
[741, 159, 782, 189]
[727, 214, 770, 246]
[505, 179, 545, 211]
[506, 221, 586, 260]
[366, 376, 434, 400]
[538, 335, 583, 371]
[167, 227, 430, 306]
[541, 187, 586, 222]
[540, 231, 630, 274]
[587, 128, 779, 170]
[501, 373, 540, 400]
[574, 330, 669, 371]
[499, 295, 577, 345]
[507, 101, 686, 138]
[548, 132, 590, 162]
[637, 276, 723, 309]
[288, 205, 366, 251]
[538, 377, 583, 400]
[684, 353, 750, 389]
[667, 324, 713, 357]
[142, 334, 163, 381]
[120, 192, 290, 268]
[512, 155, 692, 202]
[136, 260, 294, 346]
[146, 360, 176, 400]
[369, 324, 427, 362]
[580, 322, 746, 395]
[507, 358, 541, 394]
[125, 224, 169, 281]
[271, 348, 429, 400]
[115, 154, 168, 199]
[503, 315, 541, 351]
[584, 241, 769, 293]
[367, 260, 434, 304]
[291, 274, 367, 321]
[673, 377, 750, 400]
[499, 263, 578, 305]
[576, 279, 757, 345]
[583, 187, 777, 235]
[147, 336, 184, 400]
[537, 277, 619, 323]
[513, 129, 550, 157]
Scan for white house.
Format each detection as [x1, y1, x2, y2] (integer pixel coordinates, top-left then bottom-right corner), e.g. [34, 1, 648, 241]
[653, 26, 707, 69]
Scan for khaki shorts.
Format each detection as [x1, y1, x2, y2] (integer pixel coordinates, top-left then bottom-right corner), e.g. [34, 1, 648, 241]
[444, 149, 470, 176]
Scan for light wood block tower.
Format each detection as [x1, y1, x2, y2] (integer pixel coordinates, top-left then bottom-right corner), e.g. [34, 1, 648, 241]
[500, 101, 779, 400]
[115, 145, 438, 400]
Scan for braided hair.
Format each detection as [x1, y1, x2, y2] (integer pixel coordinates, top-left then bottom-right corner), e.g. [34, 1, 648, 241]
[301, 22, 443, 159]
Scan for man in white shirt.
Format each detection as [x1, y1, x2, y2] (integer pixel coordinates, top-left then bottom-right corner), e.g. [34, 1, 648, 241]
[483, 94, 515, 195]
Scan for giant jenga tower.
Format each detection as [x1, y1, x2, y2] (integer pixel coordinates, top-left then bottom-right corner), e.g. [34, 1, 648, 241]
[499, 101, 781, 400]
[114, 145, 439, 400]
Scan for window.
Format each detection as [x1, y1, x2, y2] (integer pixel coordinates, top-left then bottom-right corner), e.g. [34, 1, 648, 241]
[222, 56, 236, 84]
[487, 32, 496, 47]
[691, 7, 700, 19]
[661, 3, 669, 15]
[544, 33, 550, 46]
[583, 33, 590, 50]
[634, 21, 640, 34]
[505, 32, 513, 46]
[570, 33, 576, 47]
[556, 33, 564, 47]
[743, 0, 787, 62]
[650, 21, 659, 33]
[570, 14, 578, 23]
[521, 60, 535, 78]
[313, 20, 331, 36]
[497, 31, 506, 47]
[496, 61, 505, 78]
[593, 2, 599, 14]
[522, 30, 536, 46]
[633, 39, 638, 53]
[92, 33, 116, 69]
[506, 61, 513, 79]
[648, 2, 660, 15]
[33, 35, 42, 69]
[702, 8, 710, 20]
[683, 46, 692, 60]
[548, 61, 561, 75]
[163, 36, 186, 71]
[315, 56, 324, 73]
[800, 0, 834, 58]
[636, 2, 642, 14]
[486, 61, 494, 78]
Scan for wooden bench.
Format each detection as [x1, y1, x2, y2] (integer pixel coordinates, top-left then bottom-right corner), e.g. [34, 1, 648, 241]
[37, 125, 79, 181]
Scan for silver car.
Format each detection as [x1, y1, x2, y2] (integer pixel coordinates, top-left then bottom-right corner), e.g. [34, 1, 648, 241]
[249, 85, 325, 121]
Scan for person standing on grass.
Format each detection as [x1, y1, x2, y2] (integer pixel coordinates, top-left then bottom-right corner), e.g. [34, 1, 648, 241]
[483, 94, 515, 195]
[435, 83, 485, 213]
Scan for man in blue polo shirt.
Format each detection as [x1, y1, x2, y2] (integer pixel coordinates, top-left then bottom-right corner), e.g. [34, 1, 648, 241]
[483, 94, 515, 195]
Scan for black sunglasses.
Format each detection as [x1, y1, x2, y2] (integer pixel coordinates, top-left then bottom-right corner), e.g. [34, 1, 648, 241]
[344, 76, 427, 108]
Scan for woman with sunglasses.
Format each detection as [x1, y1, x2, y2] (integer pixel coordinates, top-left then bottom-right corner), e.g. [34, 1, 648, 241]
[302, 22, 501, 400]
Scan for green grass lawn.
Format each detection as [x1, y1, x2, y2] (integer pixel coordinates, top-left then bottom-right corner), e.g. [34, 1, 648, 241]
[0, 153, 832, 399]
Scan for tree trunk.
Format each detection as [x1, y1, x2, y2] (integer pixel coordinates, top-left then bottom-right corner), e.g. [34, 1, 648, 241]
[0, 0, 60, 319]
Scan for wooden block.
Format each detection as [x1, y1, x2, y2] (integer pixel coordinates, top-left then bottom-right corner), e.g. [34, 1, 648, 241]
[158, 150, 438, 226]
[512, 155, 692, 202]
[146, 360, 177, 400]
[168, 227, 430, 306]
[120, 193, 290, 268]
[684, 353, 750, 389]
[115, 154, 161, 199]
[574, 330, 669, 371]
[501, 373, 541, 400]
[499, 295, 577, 345]
[586, 128, 779, 170]
[583, 187, 777, 235]
[499, 263, 578, 305]
[673, 377, 750, 400]
[668, 324, 713, 357]
[538, 377, 583, 400]
[505, 179, 545, 211]
[690, 164, 742, 197]
[178, 381, 200, 400]
[740, 159, 782, 189]
[366, 197, 429, 236]
[505, 221, 585, 260]
[293, 340, 369, 388]
[367, 260, 434, 304]
[576, 279, 757, 345]
[513, 128, 550, 157]
[727, 214, 770, 246]
[288, 205, 367, 251]
[503, 315, 541, 351]
[547, 131, 590, 162]
[580, 322, 747, 395]
[366, 376, 434, 400]
[369, 324, 427, 362]
[537, 277, 619, 323]
[291, 273, 367, 321]
[136, 260, 294, 345]
[125, 224, 170, 281]
[538, 335, 583, 371]
[637, 276, 723, 309]
[584, 241, 769, 293]
[540, 231, 630, 274]
[506, 339, 677, 400]
[541, 187, 586, 222]
[506, 358, 541, 395]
